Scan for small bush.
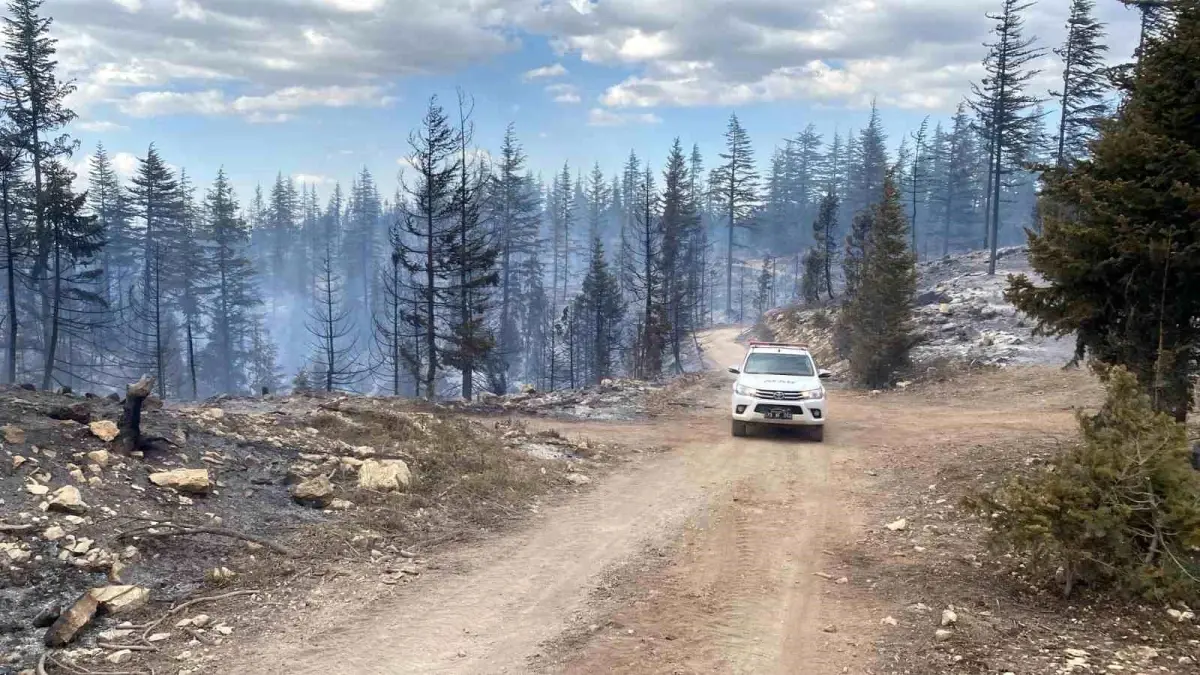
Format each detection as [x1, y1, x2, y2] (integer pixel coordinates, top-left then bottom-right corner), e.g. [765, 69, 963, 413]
[968, 367, 1200, 601]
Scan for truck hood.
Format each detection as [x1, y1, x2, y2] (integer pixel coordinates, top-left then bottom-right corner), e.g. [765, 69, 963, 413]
[738, 373, 822, 392]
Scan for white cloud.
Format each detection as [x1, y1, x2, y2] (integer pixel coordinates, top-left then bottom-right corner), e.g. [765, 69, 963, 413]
[75, 120, 129, 133]
[545, 83, 581, 104]
[520, 0, 1142, 112]
[522, 63, 568, 81]
[293, 173, 335, 186]
[56, 0, 519, 120]
[318, 0, 386, 12]
[586, 107, 661, 127]
[115, 85, 392, 119]
[112, 152, 139, 178]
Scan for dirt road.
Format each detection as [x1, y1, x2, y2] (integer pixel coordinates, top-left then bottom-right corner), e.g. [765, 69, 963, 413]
[224, 327, 1067, 674]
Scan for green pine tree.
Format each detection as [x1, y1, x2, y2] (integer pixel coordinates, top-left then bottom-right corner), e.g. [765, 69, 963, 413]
[1007, 0, 1200, 422]
[842, 171, 917, 389]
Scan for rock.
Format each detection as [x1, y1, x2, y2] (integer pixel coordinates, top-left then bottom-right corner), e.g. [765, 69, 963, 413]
[290, 476, 334, 508]
[24, 482, 49, 496]
[44, 592, 99, 647]
[32, 606, 60, 628]
[189, 614, 210, 628]
[885, 518, 908, 532]
[206, 567, 236, 583]
[148, 632, 171, 642]
[835, 577, 849, 585]
[214, 625, 233, 636]
[88, 421, 119, 442]
[89, 585, 150, 614]
[1167, 608, 1195, 622]
[934, 629, 953, 642]
[2, 543, 31, 562]
[2, 425, 25, 444]
[915, 290, 951, 306]
[69, 468, 86, 483]
[48, 486, 88, 515]
[149, 468, 211, 495]
[564, 472, 591, 486]
[105, 650, 133, 665]
[357, 459, 411, 492]
[47, 403, 92, 424]
[1064, 648, 1088, 658]
[881, 616, 898, 626]
[941, 609, 958, 626]
[12, 455, 26, 469]
[69, 537, 93, 554]
[42, 526, 65, 541]
[87, 450, 111, 468]
[199, 408, 225, 421]
[328, 499, 353, 510]
[821, 624, 838, 633]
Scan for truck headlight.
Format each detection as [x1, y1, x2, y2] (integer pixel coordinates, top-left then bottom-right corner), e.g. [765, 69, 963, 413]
[802, 387, 826, 400]
[734, 383, 756, 397]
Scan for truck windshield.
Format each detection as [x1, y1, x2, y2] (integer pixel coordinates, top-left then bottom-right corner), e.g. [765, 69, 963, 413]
[743, 353, 815, 376]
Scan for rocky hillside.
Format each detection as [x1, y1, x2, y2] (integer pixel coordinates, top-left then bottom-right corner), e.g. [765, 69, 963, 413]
[763, 247, 1077, 379]
[0, 384, 617, 674]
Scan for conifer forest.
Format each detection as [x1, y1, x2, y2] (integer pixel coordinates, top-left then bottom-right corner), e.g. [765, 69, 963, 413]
[0, 0, 1136, 401]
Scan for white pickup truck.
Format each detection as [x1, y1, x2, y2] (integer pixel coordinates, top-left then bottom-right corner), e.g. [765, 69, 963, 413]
[728, 341, 831, 441]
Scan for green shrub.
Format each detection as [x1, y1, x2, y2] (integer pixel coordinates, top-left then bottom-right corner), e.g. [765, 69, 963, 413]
[968, 367, 1200, 601]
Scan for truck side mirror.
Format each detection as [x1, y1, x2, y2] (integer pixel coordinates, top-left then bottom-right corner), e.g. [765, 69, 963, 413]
[818, 369, 832, 379]
[727, 366, 740, 374]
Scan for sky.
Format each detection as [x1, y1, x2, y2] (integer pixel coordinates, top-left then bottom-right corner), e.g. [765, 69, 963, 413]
[54, 0, 1145, 202]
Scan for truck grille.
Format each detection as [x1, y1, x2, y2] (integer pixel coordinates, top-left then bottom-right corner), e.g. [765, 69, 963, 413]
[755, 389, 803, 401]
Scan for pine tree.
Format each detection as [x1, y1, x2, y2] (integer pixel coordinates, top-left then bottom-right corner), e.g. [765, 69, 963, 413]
[489, 124, 541, 393]
[443, 90, 499, 400]
[843, 171, 917, 388]
[846, 102, 889, 217]
[397, 96, 459, 400]
[202, 169, 258, 394]
[88, 144, 132, 304]
[306, 249, 364, 392]
[1053, 0, 1110, 166]
[810, 190, 839, 300]
[1, 0, 77, 320]
[969, 0, 1046, 274]
[709, 113, 759, 318]
[624, 163, 663, 378]
[1008, 1, 1200, 421]
[572, 237, 625, 385]
[907, 117, 930, 254]
[126, 145, 180, 327]
[659, 138, 700, 373]
[248, 319, 283, 395]
[0, 128, 23, 384]
[39, 161, 104, 390]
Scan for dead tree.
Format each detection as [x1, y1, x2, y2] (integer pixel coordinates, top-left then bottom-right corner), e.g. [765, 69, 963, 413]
[117, 374, 173, 454]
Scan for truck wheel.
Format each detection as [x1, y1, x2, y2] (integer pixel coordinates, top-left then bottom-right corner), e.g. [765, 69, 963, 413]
[808, 426, 825, 442]
[732, 420, 748, 437]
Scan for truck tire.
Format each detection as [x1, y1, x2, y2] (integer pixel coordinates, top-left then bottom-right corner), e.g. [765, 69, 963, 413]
[732, 420, 748, 437]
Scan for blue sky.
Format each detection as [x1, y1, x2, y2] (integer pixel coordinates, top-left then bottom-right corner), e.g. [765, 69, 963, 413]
[56, 0, 1144, 203]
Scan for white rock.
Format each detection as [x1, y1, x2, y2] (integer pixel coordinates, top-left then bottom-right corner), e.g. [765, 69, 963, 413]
[881, 616, 898, 626]
[25, 482, 49, 496]
[105, 650, 132, 665]
[885, 518, 908, 532]
[48, 485, 88, 515]
[88, 421, 119, 442]
[934, 629, 953, 642]
[148, 632, 172, 642]
[941, 609, 958, 626]
[357, 459, 411, 492]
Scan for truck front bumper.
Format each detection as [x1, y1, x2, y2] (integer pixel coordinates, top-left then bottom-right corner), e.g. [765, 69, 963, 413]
[731, 393, 826, 426]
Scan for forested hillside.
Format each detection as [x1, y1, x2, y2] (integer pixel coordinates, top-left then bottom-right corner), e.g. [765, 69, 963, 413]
[0, 0, 1131, 400]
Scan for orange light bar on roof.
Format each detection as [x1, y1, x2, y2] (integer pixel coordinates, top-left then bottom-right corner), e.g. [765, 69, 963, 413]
[748, 340, 809, 349]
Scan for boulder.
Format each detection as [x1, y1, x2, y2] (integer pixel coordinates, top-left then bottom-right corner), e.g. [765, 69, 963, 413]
[44, 592, 99, 647]
[88, 420, 120, 442]
[357, 459, 411, 492]
[88, 585, 150, 614]
[87, 450, 111, 467]
[290, 476, 334, 508]
[25, 482, 49, 496]
[149, 468, 211, 495]
[47, 403, 92, 424]
[48, 485, 88, 515]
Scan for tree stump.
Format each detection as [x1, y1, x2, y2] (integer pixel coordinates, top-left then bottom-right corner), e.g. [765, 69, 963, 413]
[117, 375, 173, 454]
